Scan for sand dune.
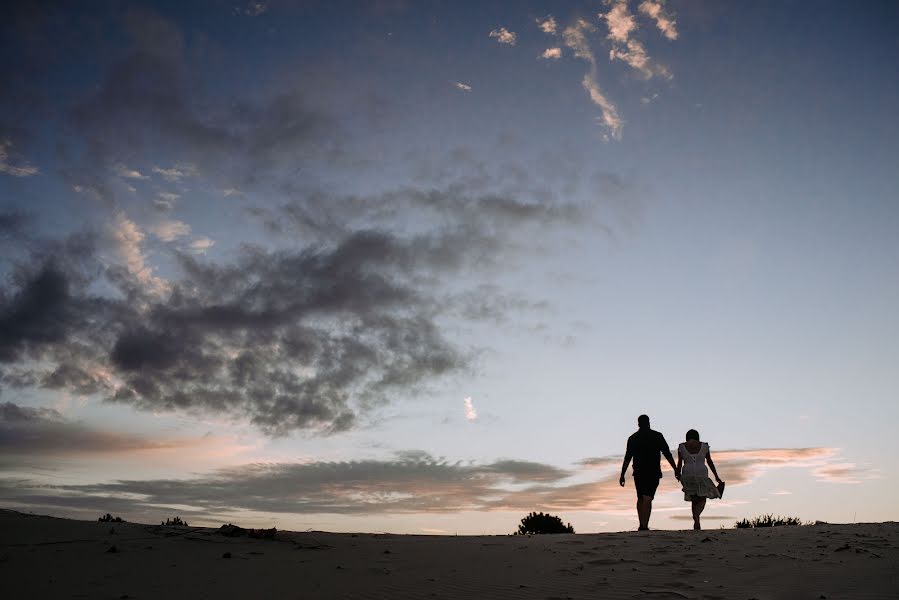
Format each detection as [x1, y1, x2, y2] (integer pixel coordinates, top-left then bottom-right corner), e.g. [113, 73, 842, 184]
[1, 510, 896, 599]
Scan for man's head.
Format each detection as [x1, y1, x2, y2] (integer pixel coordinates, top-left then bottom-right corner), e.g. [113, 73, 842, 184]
[637, 414, 650, 429]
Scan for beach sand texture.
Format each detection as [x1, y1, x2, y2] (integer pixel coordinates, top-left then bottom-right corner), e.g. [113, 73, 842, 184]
[1, 510, 896, 599]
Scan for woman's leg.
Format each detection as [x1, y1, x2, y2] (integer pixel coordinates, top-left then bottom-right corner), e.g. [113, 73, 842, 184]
[691, 497, 707, 529]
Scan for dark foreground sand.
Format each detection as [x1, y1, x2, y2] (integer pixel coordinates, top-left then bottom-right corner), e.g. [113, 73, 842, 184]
[1, 510, 896, 599]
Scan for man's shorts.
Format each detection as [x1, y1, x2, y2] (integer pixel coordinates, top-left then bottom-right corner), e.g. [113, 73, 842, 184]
[633, 473, 661, 499]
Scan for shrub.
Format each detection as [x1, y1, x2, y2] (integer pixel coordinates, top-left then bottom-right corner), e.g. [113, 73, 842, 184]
[735, 514, 802, 528]
[515, 511, 575, 535]
[98, 513, 124, 523]
[162, 516, 189, 526]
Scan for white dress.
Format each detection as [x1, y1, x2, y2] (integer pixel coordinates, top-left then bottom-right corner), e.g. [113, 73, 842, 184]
[679, 442, 720, 500]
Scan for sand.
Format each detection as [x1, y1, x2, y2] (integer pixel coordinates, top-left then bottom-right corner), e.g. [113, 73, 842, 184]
[1, 510, 896, 599]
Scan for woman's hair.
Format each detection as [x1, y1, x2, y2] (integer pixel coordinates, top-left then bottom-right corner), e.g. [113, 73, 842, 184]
[686, 429, 700, 441]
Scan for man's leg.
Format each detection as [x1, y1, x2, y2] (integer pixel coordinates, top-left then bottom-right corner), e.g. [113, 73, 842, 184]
[636, 498, 644, 529]
[642, 496, 653, 529]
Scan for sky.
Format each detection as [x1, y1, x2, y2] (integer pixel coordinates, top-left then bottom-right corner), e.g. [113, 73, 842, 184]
[1, 0, 897, 534]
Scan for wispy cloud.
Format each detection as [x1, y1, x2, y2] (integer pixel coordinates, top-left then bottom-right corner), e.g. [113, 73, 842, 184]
[813, 462, 881, 484]
[562, 18, 622, 140]
[0, 139, 39, 177]
[639, 0, 678, 40]
[0, 401, 211, 455]
[713, 447, 838, 486]
[453, 81, 472, 92]
[235, 1, 267, 17]
[151, 219, 191, 242]
[189, 236, 215, 253]
[536, 16, 557, 35]
[601, 1, 671, 80]
[152, 164, 197, 182]
[0, 447, 866, 521]
[539, 47, 562, 60]
[463, 396, 478, 421]
[111, 214, 169, 295]
[489, 27, 517, 46]
[112, 163, 148, 180]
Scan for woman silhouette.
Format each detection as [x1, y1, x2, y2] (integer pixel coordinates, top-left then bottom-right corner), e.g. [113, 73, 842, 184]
[676, 429, 724, 530]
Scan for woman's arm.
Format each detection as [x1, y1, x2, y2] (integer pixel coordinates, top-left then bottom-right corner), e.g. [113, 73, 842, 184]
[706, 451, 722, 483]
[675, 454, 683, 480]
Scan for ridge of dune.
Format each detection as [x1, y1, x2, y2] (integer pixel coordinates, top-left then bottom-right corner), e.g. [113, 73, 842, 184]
[1, 510, 897, 599]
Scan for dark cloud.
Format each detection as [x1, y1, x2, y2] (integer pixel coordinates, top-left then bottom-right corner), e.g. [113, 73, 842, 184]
[0, 228, 471, 435]
[67, 6, 338, 189]
[575, 456, 620, 469]
[0, 6, 625, 436]
[0, 263, 72, 362]
[0, 401, 198, 454]
[0, 447, 846, 519]
[0, 451, 578, 517]
[0, 211, 32, 237]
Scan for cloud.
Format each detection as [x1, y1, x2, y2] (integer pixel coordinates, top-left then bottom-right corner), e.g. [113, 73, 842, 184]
[151, 220, 191, 242]
[639, 0, 678, 40]
[813, 462, 881, 484]
[539, 47, 562, 60]
[712, 447, 839, 487]
[576, 456, 620, 469]
[0, 446, 860, 520]
[463, 396, 478, 421]
[0, 138, 39, 177]
[562, 19, 622, 140]
[0, 452, 578, 517]
[235, 1, 268, 17]
[0, 211, 32, 241]
[68, 9, 337, 188]
[110, 214, 169, 295]
[189, 236, 215, 253]
[1, 147, 605, 437]
[0, 230, 101, 364]
[601, 2, 671, 80]
[536, 16, 557, 35]
[602, 0, 637, 43]
[489, 27, 517, 46]
[453, 82, 472, 92]
[609, 39, 653, 79]
[153, 192, 180, 212]
[152, 164, 197, 182]
[0, 7, 622, 437]
[112, 163, 148, 180]
[0, 401, 205, 455]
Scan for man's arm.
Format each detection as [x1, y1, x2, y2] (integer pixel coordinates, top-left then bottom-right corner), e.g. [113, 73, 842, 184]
[619, 439, 633, 486]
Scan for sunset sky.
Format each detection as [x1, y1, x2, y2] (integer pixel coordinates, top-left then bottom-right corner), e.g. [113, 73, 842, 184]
[1, 0, 897, 534]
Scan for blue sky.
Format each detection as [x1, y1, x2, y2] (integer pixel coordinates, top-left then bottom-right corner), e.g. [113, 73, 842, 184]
[1, 0, 897, 533]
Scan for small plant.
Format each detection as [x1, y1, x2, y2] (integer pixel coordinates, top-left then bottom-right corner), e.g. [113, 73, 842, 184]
[515, 511, 575, 535]
[735, 514, 803, 528]
[98, 513, 124, 523]
[162, 516, 189, 526]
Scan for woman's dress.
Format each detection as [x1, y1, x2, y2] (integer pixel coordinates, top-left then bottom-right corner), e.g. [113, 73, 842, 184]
[679, 442, 720, 500]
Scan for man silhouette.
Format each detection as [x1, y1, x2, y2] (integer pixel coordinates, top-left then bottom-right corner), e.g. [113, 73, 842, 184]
[619, 414, 678, 531]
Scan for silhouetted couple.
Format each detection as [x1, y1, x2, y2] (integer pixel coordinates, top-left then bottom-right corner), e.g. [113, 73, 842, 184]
[619, 414, 724, 531]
